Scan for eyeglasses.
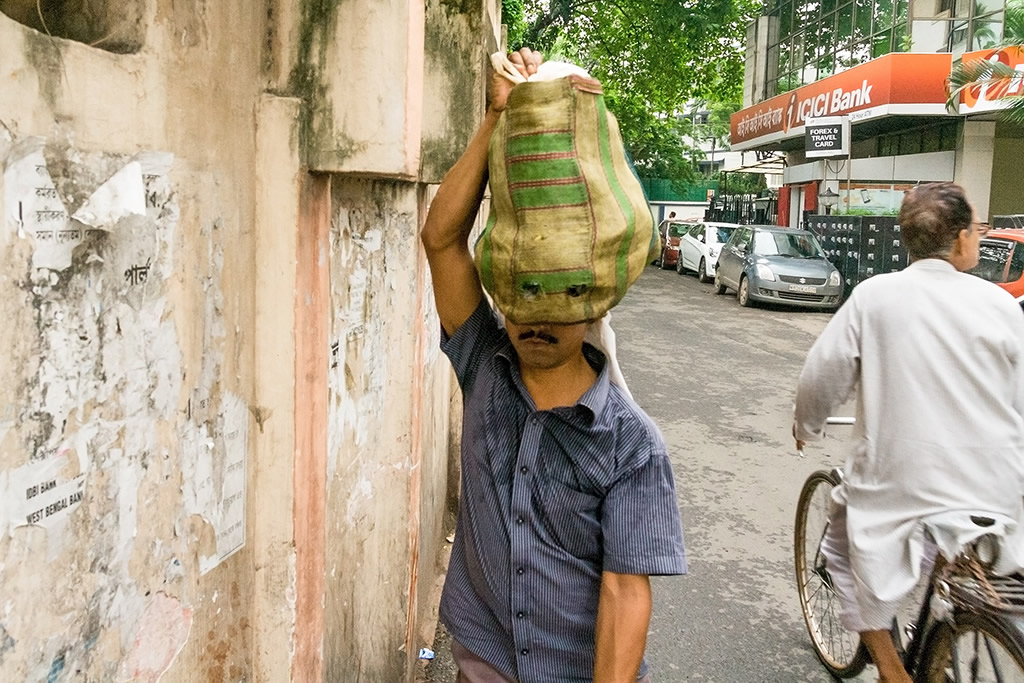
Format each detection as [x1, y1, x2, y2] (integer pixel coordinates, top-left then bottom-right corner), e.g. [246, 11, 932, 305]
[972, 222, 991, 236]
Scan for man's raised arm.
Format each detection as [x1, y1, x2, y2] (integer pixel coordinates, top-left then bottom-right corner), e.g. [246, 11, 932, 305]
[420, 48, 541, 337]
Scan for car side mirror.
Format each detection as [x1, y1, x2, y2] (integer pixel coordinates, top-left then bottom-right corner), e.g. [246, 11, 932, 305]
[698, 234, 706, 243]
[737, 243, 747, 252]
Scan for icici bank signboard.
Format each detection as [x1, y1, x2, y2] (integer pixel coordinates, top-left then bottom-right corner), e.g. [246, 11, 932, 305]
[731, 53, 953, 150]
[958, 46, 1024, 114]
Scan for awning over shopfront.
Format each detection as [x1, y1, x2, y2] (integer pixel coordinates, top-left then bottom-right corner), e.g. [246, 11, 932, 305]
[730, 53, 954, 151]
[721, 150, 786, 175]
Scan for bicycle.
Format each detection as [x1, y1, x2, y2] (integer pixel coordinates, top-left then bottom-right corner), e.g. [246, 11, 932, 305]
[794, 419, 1024, 682]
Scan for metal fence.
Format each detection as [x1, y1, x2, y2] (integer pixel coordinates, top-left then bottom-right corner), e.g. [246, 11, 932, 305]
[640, 177, 719, 202]
[703, 194, 777, 225]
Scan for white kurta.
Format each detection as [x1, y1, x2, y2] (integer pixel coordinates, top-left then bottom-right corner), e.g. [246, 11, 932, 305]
[795, 259, 1024, 628]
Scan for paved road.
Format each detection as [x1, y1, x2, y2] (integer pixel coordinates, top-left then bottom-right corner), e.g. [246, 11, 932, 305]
[424, 263, 870, 682]
[614, 264, 864, 682]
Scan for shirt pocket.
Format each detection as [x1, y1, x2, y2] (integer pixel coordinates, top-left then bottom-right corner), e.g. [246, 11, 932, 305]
[539, 477, 603, 561]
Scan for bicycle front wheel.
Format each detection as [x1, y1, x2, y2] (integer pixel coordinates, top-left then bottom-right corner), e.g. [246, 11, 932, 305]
[794, 469, 868, 678]
[917, 609, 1024, 683]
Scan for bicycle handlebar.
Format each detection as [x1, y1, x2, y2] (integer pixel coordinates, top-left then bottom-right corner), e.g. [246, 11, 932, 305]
[796, 417, 855, 457]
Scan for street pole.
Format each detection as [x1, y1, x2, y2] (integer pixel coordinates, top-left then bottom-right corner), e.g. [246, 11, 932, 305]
[845, 116, 852, 214]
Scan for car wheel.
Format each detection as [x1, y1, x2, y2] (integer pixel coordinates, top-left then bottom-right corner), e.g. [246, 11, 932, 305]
[660, 249, 671, 270]
[714, 269, 727, 295]
[738, 276, 754, 307]
[676, 254, 686, 274]
[698, 258, 709, 283]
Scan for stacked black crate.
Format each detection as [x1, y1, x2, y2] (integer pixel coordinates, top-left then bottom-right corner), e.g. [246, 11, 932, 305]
[861, 219, 883, 283]
[838, 216, 863, 299]
[810, 216, 843, 274]
[879, 217, 909, 273]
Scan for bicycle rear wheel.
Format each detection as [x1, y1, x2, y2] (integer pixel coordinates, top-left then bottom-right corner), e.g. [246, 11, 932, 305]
[794, 469, 869, 678]
[917, 609, 1024, 683]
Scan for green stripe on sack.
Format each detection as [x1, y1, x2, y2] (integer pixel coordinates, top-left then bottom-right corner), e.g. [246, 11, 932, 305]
[507, 158, 581, 184]
[515, 270, 595, 296]
[512, 182, 589, 208]
[477, 211, 497, 293]
[506, 132, 575, 158]
[595, 97, 636, 297]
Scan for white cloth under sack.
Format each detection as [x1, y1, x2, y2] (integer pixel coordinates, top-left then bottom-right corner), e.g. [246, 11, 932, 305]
[585, 313, 633, 401]
[489, 51, 592, 84]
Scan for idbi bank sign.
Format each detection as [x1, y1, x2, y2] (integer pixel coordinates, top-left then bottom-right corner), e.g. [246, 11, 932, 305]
[731, 53, 952, 149]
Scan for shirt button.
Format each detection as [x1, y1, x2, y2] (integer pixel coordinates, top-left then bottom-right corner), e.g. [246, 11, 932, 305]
[521, 648, 529, 655]
[517, 611, 524, 618]
[516, 517, 524, 525]
[516, 567, 524, 575]
[520, 466, 528, 474]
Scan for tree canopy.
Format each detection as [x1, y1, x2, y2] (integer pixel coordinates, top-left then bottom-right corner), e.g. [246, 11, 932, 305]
[500, 0, 759, 185]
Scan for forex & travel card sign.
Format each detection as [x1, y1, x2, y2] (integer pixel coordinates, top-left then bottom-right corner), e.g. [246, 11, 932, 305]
[804, 116, 850, 158]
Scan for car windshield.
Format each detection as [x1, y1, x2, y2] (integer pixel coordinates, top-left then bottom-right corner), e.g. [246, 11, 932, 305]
[714, 227, 737, 244]
[970, 239, 1024, 283]
[752, 231, 824, 258]
[667, 223, 687, 238]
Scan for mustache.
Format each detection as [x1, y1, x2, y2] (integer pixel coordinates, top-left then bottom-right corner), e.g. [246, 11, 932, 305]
[517, 330, 559, 344]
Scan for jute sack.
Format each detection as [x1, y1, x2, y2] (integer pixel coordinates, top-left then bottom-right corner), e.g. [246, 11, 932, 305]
[474, 68, 658, 324]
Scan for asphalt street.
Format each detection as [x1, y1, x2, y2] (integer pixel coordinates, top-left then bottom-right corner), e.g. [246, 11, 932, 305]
[424, 263, 872, 682]
[614, 264, 866, 682]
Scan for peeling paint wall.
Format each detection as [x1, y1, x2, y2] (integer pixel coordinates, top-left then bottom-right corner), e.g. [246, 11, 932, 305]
[0, 4, 262, 679]
[1, 0, 500, 680]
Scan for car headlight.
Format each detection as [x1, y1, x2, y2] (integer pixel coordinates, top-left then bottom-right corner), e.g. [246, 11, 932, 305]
[755, 264, 776, 281]
[828, 270, 841, 287]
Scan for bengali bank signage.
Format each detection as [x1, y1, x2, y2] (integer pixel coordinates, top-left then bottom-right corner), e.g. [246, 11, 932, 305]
[804, 116, 850, 157]
[731, 53, 953, 150]
[958, 46, 1024, 114]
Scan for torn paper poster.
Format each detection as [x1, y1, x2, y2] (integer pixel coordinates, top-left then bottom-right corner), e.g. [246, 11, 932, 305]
[133, 151, 174, 179]
[2, 137, 82, 270]
[71, 161, 147, 231]
[4, 452, 86, 534]
[183, 392, 248, 575]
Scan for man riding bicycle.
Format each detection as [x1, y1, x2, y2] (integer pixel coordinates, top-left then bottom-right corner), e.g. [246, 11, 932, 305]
[793, 182, 1024, 683]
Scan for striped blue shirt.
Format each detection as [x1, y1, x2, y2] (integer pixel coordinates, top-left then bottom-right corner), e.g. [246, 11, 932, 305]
[439, 301, 687, 682]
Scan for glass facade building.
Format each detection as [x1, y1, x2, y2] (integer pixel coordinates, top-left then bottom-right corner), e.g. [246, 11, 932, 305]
[765, 0, 1009, 97]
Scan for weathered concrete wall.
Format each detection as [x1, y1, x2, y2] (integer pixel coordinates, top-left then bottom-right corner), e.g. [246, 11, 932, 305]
[0, 4, 265, 680]
[0, 0, 500, 679]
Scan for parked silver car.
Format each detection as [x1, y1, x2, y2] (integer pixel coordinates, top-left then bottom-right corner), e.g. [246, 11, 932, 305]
[714, 225, 843, 310]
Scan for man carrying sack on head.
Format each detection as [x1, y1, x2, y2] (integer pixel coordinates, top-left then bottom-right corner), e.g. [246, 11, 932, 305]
[420, 47, 687, 683]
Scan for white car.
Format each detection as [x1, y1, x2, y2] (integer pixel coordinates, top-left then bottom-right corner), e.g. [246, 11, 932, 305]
[676, 221, 742, 282]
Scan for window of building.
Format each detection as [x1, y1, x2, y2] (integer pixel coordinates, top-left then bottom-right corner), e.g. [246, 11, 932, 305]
[876, 121, 960, 157]
[765, 0, 1003, 96]
[908, 0, 1006, 55]
[0, 0, 143, 53]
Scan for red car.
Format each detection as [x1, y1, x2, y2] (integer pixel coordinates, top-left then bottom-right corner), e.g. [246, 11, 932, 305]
[654, 220, 692, 270]
[970, 229, 1024, 297]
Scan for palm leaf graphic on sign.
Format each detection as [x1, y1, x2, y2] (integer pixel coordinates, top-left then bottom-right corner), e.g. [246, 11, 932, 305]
[946, 49, 1024, 126]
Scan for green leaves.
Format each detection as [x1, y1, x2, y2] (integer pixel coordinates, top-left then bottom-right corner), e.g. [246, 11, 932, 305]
[506, 0, 756, 182]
